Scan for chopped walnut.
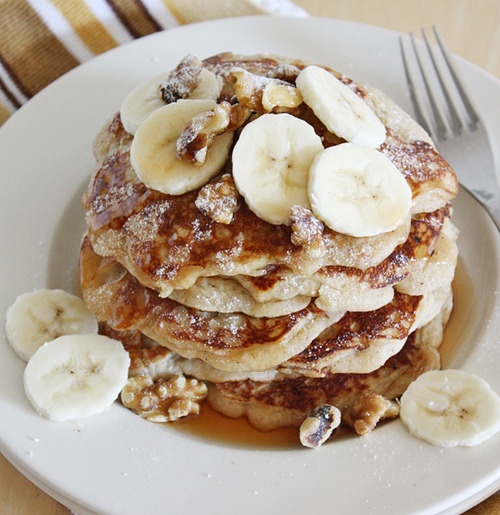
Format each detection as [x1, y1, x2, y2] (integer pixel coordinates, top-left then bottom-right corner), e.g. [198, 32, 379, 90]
[300, 404, 341, 448]
[176, 102, 250, 165]
[230, 67, 303, 112]
[289, 205, 326, 258]
[344, 393, 400, 436]
[121, 374, 208, 423]
[176, 102, 230, 165]
[160, 54, 203, 103]
[226, 102, 253, 130]
[195, 173, 240, 224]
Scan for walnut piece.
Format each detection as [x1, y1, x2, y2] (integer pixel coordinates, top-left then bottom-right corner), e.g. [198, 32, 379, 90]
[230, 67, 303, 112]
[176, 102, 230, 165]
[195, 173, 240, 224]
[289, 205, 326, 258]
[176, 102, 250, 165]
[160, 54, 203, 103]
[344, 393, 400, 436]
[300, 404, 341, 448]
[121, 374, 208, 422]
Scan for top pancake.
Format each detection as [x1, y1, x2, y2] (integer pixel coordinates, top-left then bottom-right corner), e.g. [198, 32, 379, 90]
[83, 52, 457, 298]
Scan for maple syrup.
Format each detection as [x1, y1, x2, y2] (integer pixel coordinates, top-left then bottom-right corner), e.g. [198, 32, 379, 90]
[439, 256, 476, 367]
[172, 403, 300, 449]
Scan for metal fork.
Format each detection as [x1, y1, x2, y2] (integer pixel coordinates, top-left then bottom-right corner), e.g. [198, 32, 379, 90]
[400, 26, 500, 230]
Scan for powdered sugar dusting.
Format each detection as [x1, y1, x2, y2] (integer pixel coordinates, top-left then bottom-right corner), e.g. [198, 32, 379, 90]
[124, 200, 170, 243]
[92, 183, 137, 214]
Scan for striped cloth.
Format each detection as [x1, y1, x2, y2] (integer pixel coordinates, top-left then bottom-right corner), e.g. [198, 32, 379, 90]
[0, 0, 306, 126]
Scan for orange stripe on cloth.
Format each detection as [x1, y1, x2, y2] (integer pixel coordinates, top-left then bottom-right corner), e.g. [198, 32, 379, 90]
[105, 0, 163, 39]
[49, 0, 119, 55]
[0, 0, 79, 98]
[161, 0, 264, 25]
[0, 102, 12, 126]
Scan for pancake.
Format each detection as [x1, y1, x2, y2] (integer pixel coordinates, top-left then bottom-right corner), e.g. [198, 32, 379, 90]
[281, 286, 452, 376]
[168, 275, 312, 317]
[79, 51, 459, 441]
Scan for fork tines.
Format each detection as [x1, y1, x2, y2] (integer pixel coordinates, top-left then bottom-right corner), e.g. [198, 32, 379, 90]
[399, 26, 479, 142]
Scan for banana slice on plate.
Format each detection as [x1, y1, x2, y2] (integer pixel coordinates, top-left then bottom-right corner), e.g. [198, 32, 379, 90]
[400, 369, 500, 447]
[120, 68, 222, 135]
[24, 334, 130, 422]
[232, 113, 324, 225]
[308, 143, 412, 237]
[5, 289, 98, 362]
[130, 98, 233, 195]
[296, 65, 386, 148]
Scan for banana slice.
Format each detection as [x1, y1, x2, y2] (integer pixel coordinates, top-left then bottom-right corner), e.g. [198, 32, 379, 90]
[120, 69, 222, 135]
[232, 113, 324, 225]
[400, 369, 500, 447]
[308, 143, 412, 237]
[24, 334, 130, 422]
[130, 99, 233, 195]
[190, 68, 223, 101]
[5, 289, 98, 362]
[120, 74, 166, 135]
[296, 65, 386, 148]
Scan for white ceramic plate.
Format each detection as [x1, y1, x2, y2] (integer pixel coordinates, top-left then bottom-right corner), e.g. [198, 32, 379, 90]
[0, 16, 499, 515]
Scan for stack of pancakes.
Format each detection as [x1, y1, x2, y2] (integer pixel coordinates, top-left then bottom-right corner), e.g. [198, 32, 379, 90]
[79, 53, 458, 435]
